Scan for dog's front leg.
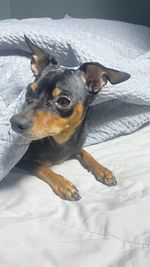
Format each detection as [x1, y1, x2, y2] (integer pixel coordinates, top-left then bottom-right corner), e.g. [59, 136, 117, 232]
[35, 163, 81, 201]
[75, 149, 117, 186]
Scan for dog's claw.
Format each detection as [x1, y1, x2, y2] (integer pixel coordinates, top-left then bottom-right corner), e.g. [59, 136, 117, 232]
[94, 167, 117, 187]
[54, 178, 81, 201]
[101, 176, 117, 186]
[73, 192, 81, 201]
[67, 189, 81, 201]
[64, 191, 81, 201]
[111, 179, 117, 186]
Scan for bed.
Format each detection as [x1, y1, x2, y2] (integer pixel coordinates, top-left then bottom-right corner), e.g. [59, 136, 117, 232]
[0, 124, 150, 266]
[0, 17, 150, 266]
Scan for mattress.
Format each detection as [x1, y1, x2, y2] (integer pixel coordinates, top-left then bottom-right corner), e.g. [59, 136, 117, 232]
[0, 123, 150, 267]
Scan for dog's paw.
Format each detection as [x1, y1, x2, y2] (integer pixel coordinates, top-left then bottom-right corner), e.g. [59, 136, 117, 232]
[93, 165, 117, 186]
[52, 176, 81, 201]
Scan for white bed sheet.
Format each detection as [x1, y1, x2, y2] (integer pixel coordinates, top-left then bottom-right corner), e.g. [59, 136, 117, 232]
[0, 124, 150, 267]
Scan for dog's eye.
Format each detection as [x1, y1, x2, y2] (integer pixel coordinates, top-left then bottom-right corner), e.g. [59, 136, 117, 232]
[55, 96, 71, 109]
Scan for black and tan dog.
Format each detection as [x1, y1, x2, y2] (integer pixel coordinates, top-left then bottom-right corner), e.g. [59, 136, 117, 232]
[10, 36, 130, 201]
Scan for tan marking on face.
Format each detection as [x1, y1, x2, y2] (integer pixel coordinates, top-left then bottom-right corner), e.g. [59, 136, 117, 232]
[52, 87, 62, 97]
[31, 82, 39, 91]
[54, 103, 84, 144]
[25, 103, 84, 142]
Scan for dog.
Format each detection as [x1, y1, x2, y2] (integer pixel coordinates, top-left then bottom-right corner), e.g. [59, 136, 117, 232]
[10, 36, 130, 201]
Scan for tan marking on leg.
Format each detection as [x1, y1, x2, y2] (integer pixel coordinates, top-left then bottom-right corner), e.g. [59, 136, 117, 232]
[35, 164, 81, 201]
[75, 149, 117, 186]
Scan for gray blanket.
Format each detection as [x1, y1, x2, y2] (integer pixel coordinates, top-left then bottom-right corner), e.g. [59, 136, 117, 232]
[0, 17, 150, 181]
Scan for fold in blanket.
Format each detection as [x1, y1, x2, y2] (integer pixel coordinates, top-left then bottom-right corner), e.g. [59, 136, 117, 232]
[0, 18, 150, 180]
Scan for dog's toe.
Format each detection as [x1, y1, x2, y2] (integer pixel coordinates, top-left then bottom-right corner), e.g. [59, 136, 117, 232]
[65, 186, 81, 201]
[94, 166, 117, 187]
[101, 176, 117, 186]
[66, 190, 81, 201]
[54, 178, 81, 201]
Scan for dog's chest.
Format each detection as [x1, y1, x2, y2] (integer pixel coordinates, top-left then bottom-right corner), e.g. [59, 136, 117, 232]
[27, 123, 86, 165]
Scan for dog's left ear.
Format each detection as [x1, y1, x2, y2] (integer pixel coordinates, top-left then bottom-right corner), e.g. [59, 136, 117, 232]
[79, 62, 130, 93]
[24, 35, 58, 76]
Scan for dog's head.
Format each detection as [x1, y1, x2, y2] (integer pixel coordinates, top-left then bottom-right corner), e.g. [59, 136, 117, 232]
[10, 36, 130, 143]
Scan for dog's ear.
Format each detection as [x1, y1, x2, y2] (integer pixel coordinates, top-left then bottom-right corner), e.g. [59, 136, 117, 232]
[79, 62, 130, 94]
[24, 35, 58, 76]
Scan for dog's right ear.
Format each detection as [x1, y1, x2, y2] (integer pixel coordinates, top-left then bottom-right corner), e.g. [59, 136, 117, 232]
[24, 35, 58, 76]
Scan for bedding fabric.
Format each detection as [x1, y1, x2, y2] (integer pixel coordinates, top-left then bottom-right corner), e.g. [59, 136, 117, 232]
[0, 123, 150, 267]
[0, 17, 150, 180]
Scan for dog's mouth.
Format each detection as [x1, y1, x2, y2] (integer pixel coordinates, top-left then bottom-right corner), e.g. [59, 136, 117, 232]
[11, 127, 58, 141]
[10, 115, 59, 140]
[22, 131, 58, 141]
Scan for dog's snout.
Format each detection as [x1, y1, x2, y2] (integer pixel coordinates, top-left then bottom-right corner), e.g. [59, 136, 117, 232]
[10, 115, 29, 134]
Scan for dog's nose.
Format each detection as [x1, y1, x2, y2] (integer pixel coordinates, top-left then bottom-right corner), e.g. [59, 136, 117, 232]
[10, 115, 29, 134]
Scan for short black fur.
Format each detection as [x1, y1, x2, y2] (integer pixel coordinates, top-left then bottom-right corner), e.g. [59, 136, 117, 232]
[10, 36, 131, 201]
